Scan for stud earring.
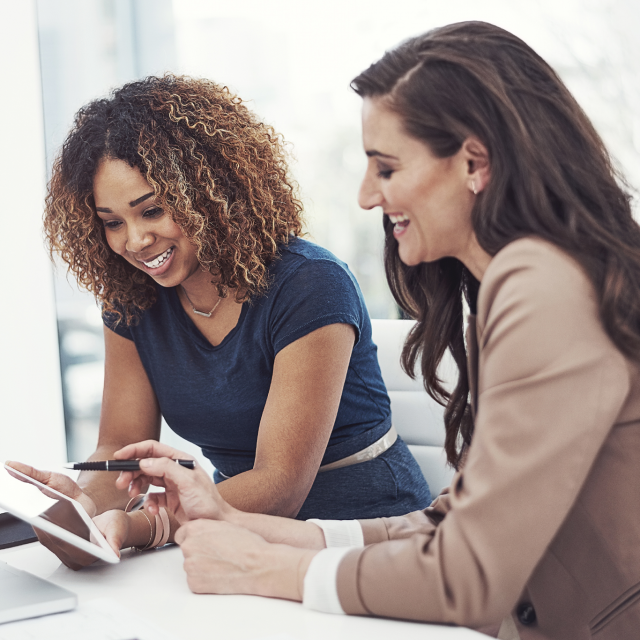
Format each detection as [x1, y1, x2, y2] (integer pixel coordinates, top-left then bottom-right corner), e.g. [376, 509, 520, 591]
[471, 182, 477, 195]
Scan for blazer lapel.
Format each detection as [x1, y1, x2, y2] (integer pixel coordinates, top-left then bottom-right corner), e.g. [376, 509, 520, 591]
[466, 315, 479, 419]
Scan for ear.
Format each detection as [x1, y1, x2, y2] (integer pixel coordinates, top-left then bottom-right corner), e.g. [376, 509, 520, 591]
[462, 136, 491, 195]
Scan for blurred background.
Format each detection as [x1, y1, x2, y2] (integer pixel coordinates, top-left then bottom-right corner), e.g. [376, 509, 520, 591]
[31, 0, 640, 460]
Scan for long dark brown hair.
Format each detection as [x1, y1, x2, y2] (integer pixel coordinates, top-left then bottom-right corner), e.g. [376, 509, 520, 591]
[352, 21, 639, 468]
[44, 75, 303, 325]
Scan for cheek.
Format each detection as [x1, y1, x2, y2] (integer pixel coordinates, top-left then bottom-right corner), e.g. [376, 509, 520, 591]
[164, 219, 188, 243]
[104, 231, 124, 256]
[382, 181, 403, 207]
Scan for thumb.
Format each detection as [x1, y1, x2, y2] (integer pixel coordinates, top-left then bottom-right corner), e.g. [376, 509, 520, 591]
[139, 457, 188, 484]
[105, 534, 122, 558]
[174, 522, 187, 546]
[101, 524, 124, 558]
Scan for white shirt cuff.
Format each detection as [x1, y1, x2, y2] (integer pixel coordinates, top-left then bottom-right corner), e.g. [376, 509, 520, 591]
[303, 547, 351, 614]
[307, 519, 364, 548]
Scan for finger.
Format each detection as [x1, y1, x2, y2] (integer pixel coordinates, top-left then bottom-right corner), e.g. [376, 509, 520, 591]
[139, 458, 211, 511]
[146, 488, 187, 523]
[143, 493, 168, 516]
[5, 461, 54, 485]
[117, 470, 151, 493]
[35, 527, 97, 570]
[63, 547, 97, 571]
[136, 477, 151, 495]
[116, 470, 137, 489]
[174, 522, 188, 546]
[5, 463, 84, 503]
[138, 457, 199, 483]
[184, 558, 217, 594]
[114, 440, 191, 462]
[128, 475, 165, 497]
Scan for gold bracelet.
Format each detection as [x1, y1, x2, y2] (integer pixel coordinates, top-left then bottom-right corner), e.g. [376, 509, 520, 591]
[133, 509, 155, 551]
[125, 493, 145, 513]
[157, 507, 170, 548]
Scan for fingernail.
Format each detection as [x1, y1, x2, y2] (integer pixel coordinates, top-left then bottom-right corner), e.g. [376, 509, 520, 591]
[140, 459, 152, 469]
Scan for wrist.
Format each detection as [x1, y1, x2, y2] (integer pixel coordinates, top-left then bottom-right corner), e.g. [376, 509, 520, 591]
[254, 544, 317, 602]
[124, 510, 154, 549]
[296, 549, 317, 601]
[79, 492, 98, 518]
[225, 503, 249, 527]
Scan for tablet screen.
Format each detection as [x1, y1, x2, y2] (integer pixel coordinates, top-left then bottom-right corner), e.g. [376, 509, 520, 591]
[0, 465, 119, 563]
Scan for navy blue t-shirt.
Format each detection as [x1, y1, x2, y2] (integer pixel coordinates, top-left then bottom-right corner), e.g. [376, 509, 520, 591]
[104, 237, 392, 478]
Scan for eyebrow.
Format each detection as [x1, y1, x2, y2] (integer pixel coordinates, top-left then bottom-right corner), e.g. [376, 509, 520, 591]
[95, 191, 155, 213]
[365, 150, 399, 160]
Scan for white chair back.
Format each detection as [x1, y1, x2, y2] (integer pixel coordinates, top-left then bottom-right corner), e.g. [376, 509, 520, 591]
[371, 319, 455, 495]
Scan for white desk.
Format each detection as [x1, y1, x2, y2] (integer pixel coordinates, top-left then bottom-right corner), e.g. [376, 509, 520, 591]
[0, 542, 488, 640]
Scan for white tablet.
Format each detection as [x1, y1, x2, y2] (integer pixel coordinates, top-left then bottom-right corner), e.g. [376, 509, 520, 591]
[0, 464, 120, 564]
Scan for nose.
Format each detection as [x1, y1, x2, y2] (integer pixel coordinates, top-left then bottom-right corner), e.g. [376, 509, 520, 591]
[125, 220, 154, 254]
[358, 168, 384, 211]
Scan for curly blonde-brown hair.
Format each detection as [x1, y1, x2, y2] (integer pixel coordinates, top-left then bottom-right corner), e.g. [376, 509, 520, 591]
[44, 75, 304, 324]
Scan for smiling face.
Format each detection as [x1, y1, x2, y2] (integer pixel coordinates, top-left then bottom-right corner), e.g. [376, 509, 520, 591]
[358, 97, 491, 279]
[93, 159, 202, 288]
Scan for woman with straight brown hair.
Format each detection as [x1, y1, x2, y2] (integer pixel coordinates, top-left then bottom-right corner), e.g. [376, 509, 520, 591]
[103, 22, 640, 639]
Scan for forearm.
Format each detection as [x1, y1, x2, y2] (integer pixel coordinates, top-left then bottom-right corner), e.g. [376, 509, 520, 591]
[253, 544, 318, 602]
[225, 507, 326, 549]
[211, 469, 323, 548]
[216, 467, 310, 519]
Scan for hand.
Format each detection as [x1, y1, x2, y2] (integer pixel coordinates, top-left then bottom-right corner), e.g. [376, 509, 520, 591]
[92, 510, 132, 558]
[176, 520, 317, 600]
[5, 461, 97, 516]
[4, 461, 100, 571]
[114, 441, 232, 524]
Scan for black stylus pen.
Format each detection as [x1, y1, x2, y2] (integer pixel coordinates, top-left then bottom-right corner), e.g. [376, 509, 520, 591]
[63, 459, 196, 471]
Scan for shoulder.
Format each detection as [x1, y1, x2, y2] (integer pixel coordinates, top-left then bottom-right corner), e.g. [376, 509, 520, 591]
[481, 236, 589, 294]
[476, 237, 630, 382]
[262, 238, 368, 350]
[270, 236, 360, 291]
[478, 236, 595, 329]
[275, 236, 351, 270]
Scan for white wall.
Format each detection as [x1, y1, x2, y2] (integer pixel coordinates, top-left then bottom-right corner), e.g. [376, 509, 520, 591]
[0, 0, 66, 466]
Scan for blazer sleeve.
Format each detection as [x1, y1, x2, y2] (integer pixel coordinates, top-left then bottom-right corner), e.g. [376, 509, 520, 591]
[335, 239, 631, 626]
[357, 486, 453, 543]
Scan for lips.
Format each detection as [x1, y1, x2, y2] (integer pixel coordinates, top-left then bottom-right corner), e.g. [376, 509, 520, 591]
[138, 247, 173, 269]
[387, 213, 410, 236]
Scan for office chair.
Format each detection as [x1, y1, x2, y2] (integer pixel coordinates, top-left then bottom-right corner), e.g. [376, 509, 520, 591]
[371, 319, 455, 496]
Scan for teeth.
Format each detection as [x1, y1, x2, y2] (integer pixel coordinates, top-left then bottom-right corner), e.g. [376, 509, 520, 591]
[143, 247, 173, 269]
[388, 214, 409, 224]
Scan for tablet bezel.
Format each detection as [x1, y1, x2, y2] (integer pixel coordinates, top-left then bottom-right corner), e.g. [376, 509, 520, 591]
[0, 465, 120, 564]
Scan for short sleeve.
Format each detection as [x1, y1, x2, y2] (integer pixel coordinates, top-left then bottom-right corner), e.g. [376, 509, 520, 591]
[268, 259, 364, 355]
[102, 309, 134, 341]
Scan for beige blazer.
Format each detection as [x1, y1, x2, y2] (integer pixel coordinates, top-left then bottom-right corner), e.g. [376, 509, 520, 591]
[335, 238, 640, 640]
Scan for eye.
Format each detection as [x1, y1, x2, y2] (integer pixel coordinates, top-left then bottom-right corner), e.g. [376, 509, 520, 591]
[375, 161, 394, 179]
[143, 207, 163, 218]
[103, 220, 122, 230]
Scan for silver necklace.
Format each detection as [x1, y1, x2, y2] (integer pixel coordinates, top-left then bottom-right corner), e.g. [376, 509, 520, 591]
[180, 285, 223, 318]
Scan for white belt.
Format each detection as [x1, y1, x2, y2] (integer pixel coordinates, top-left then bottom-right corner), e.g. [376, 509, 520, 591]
[319, 425, 398, 473]
[217, 425, 398, 479]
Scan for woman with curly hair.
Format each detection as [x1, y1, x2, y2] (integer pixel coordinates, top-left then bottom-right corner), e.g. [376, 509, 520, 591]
[111, 22, 640, 639]
[9, 75, 429, 568]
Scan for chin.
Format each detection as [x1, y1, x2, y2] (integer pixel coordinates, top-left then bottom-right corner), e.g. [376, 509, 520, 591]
[397, 247, 425, 267]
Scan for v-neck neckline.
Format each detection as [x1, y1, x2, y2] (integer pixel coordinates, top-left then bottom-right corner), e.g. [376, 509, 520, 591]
[167, 286, 248, 351]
